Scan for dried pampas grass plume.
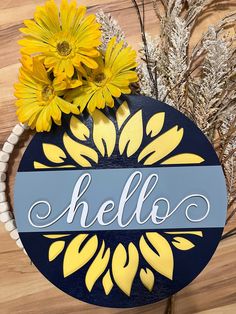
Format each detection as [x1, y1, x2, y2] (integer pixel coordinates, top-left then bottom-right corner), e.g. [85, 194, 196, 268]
[133, 0, 236, 236]
[97, 1, 236, 241]
[96, 10, 127, 50]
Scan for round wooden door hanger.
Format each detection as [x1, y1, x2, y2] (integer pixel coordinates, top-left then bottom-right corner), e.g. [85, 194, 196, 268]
[14, 95, 227, 308]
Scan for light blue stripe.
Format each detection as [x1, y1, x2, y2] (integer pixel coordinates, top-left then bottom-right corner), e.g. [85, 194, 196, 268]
[14, 166, 227, 232]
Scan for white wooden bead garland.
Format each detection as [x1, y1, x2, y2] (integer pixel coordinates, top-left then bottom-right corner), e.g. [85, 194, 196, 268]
[0, 172, 6, 181]
[0, 202, 9, 213]
[0, 151, 10, 163]
[0, 162, 8, 172]
[3, 142, 14, 154]
[5, 219, 16, 232]
[0, 123, 28, 255]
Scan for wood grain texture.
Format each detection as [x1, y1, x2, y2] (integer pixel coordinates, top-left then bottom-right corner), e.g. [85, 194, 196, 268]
[0, 1, 236, 313]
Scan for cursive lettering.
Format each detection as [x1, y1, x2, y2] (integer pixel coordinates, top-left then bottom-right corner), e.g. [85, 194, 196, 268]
[28, 171, 210, 229]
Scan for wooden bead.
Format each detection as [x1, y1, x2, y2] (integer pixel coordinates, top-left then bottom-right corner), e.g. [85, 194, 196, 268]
[0, 172, 6, 181]
[16, 238, 24, 249]
[2, 142, 14, 154]
[13, 124, 25, 136]
[20, 123, 29, 130]
[5, 219, 16, 232]
[0, 211, 13, 223]
[0, 192, 6, 202]
[0, 162, 8, 172]
[0, 202, 9, 213]
[0, 182, 6, 192]
[0, 151, 10, 163]
[7, 133, 19, 145]
[10, 229, 19, 240]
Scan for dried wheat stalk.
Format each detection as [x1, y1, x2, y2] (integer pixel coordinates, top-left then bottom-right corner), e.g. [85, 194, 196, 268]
[96, 10, 127, 50]
[97, 2, 236, 238]
[136, 0, 236, 236]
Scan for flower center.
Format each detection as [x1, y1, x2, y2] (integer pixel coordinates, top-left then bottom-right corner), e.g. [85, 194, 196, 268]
[57, 41, 72, 56]
[94, 73, 106, 85]
[42, 85, 54, 102]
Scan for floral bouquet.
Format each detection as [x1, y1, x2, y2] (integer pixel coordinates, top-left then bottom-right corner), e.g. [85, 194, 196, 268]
[15, 0, 138, 132]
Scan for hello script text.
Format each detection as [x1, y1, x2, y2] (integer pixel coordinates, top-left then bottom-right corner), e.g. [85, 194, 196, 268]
[28, 171, 210, 229]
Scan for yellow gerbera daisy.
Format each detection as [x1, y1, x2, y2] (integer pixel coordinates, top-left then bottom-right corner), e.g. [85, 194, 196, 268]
[20, 54, 82, 90]
[19, 0, 101, 78]
[68, 37, 139, 113]
[14, 57, 80, 132]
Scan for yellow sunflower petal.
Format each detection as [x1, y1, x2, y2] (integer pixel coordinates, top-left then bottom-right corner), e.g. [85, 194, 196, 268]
[70, 116, 90, 141]
[119, 110, 143, 157]
[138, 126, 184, 165]
[165, 231, 203, 237]
[172, 237, 195, 250]
[116, 101, 131, 129]
[63, 132, 98, 167]
[140, 268, 155, 292]
[112, 243, 139, 297]
[146, 112, 165, 137]
[102, 270, 113, 295]
[92, 109, 116, 157]
[140, 232, 174, 280]
[34, 162, 75, 169]
[85, 242, 110, 292]
[43, 143, 66, 163]
[63, 234, 98, 278]
[44, 234, 70, 239]
[161, 153, 205, 165]
[48, 241, 65, 262]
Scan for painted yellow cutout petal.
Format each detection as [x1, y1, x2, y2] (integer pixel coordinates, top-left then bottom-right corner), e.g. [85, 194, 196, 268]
[63, 234, 98, 278]
[161, 153, 205, 165]
[43, 143, 66, 163]
[146, 112, 165, 137]
[44, 234, 70, 239]
[140, 268, 155, 292]
[34, 162, 75, 169]
[49, 241, 65, 262]
[166, 231, 203, 237]
[138, 126, 184, 165]
[140, 232, 174, 280]
[70, 116, 90, 141]
[172, 237, 195, 250]
[63, 133, 98, 167]
[92, 109, 116, 157]
[85, 242, 110, 292]
[119, 110, 143, 157]
[112, 243, 139, 296]
[102, 270, 113, 295]
[116, 101, 131, 129]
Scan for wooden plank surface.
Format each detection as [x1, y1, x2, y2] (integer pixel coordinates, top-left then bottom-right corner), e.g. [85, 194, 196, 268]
[0, 1, 236, 313]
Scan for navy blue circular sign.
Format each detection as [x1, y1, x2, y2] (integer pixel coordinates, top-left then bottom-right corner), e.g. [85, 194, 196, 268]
[14, 96, 227, 308]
